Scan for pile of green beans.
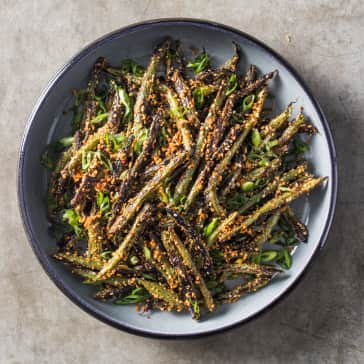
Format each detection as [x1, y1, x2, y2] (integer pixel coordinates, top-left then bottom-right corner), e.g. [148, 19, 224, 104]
[42, 38, 325, 319]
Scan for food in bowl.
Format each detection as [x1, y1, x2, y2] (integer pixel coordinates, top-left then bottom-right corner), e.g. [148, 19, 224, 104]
[42, 38, 325, 320]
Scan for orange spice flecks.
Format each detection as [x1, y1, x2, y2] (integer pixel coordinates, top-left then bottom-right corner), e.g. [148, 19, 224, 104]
[72, 171, 83, 182]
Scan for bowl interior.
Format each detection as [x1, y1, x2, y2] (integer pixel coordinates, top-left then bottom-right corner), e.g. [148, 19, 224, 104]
[19, 20, 336, 337]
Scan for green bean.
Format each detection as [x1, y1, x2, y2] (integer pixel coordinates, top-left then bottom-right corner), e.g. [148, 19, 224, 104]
[206, 87, 268, 216]
[238, 70, 276, 100]
[227, 158, 282, 196]
[53, 252, 105, 271]
[207, 211, 239, 247]
[192, 84, 218, 109]
[184, 124, 243, 210]
[97, 204, 152, 278]
[174, 80, 228, 201]
[204, 93, 238, 161]
[169, 227, 214, 311]
[253, 211, 282, 248]
[161, 84, 193, 152]
[218, 177, 326, 243]
[238, 164, 308, 214]
[282, 206, 309, 242]
[80, 58, 106, 133]
[73, 268, 129, 287]
[132, 38, 170, 135]
[109, 151, 187, 235]
[47, 39, 325, 319]
[53, 148, 74, 176]
[86, 218, 104, 257]
[260, 102, 294, 139]
[94, 286, 130, 300]
[275, 110, 305, 147]
[201, 79, 229, 158]
[66, 89, 125, 174]
[220, 42, 240, 72]
[172, 69, 200, 129]
[244, 64, 258, 84]
[137, 279, 184, 311]
[165, 208, 213, 275]
[216, 276, 272, 304]
[218, 262, 279, 281]
[161, 229, 200, 318]
[116, 111, 161, 205]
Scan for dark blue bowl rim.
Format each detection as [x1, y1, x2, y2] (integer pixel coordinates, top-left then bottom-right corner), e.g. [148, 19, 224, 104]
[17, 18, 338, 339]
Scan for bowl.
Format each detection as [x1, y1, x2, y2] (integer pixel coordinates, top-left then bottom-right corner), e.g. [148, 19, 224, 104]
[17, 18, 338, 338]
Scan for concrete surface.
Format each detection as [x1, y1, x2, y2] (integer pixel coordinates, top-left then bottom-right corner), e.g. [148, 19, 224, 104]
[1, 0, 363, 363]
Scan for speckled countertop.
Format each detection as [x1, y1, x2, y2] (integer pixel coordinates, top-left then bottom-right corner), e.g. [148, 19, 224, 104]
[1, 1, 363, 363]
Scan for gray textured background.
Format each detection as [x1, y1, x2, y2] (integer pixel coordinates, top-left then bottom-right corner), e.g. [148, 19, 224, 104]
[1, 1, 363, 363]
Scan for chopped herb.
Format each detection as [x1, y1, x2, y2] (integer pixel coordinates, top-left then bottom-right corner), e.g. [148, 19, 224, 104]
[120, 59, 144, 77]
[81, 151, 94, 170]
[276, 248, 292, 269]
[294, 139, 310, 154]
[179, 195, 187, 204]
[204, 218, 220, 238]
[286, 236, 298, 245]
[187, 51, 209, 73]
[130, 256, 139, 265]
[142, 273, 156, 281]
[260, 250, 278, 263]
[192, 87, 205, 109]
[118, 87, 132, 121]
[226, 74, 238, 96]
[143, 246, 152, 260]
[251, 128, 261, 147]
[106, 132, 127, 152]
[188, 298, 201, 316]
[193, 85, 216, 109]
[158, 188, 169, 204]
[62, 209, 83, 236]
[95, 96, 107, 113]
[95, 151, 113, 171]
[115, 287, 149, 305]
[58, 136, 74, 147]
[250, 251, 262, 264]
[258, 157, 269, 167]
[134, 128, 148, 153]
[97, 191, 111, 214]
[101, 250, 112, 260]
[279, 186, 293, 192]
[164, 185, 175, 205]
[241, 181, 255, 192]
[227, 191, 248, 210]
[210, 249, 224, 265]
[90, 112, 108, 125]
[242, 94, 255, 111]
[267, 139, 279, 150]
